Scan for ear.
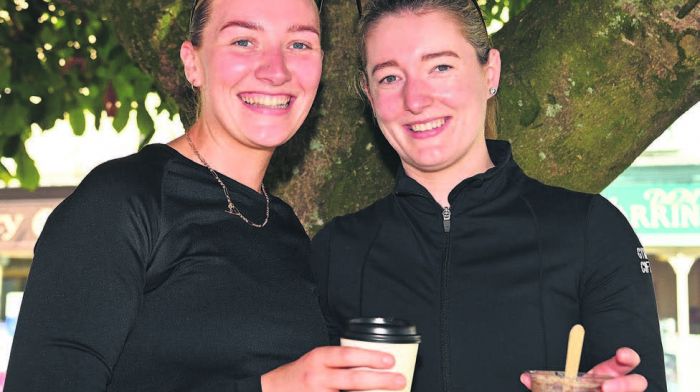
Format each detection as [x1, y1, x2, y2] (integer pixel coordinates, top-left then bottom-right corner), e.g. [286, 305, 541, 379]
[180, 41, 202, 87]
[485, 48, 501, 93]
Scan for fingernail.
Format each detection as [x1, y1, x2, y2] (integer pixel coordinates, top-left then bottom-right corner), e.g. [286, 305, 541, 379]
[394, 375, 406, 387]
[382, 355, 393, 365]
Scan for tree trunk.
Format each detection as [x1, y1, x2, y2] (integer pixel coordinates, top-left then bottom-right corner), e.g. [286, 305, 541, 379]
[66, 0, 699, 231]
[494, 0, 699, 193]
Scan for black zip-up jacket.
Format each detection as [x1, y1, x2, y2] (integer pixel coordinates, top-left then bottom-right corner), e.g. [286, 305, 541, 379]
[310, 140, 666, 391]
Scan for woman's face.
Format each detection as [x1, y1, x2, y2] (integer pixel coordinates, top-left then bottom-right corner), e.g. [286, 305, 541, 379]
[182, 0, 322, 150]
[363, 10, 500, 175]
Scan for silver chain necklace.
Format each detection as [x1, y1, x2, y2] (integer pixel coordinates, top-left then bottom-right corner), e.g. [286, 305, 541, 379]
[185, 132, 270, 228]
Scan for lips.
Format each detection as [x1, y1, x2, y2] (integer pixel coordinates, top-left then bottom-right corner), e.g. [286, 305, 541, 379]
[408, 117, 447, 132]
[407, 117, 447, 132]
[239, 93, 293, 109]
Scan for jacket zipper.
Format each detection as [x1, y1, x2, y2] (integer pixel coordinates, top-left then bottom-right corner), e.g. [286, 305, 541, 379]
[442, 207, 451, 232]
[440, 206, 451, 391]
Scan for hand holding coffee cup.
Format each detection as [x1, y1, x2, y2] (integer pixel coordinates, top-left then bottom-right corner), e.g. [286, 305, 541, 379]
[341, 318, 421, 392]
[260, 345, 405, 391]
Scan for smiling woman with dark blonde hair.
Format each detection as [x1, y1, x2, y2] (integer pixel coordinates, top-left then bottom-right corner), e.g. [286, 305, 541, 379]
[4, 1, 405, 391]
[311, 1, 667, 391]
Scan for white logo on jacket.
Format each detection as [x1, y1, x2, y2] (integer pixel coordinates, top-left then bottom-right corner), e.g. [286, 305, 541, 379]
[637, 247, 651, 274]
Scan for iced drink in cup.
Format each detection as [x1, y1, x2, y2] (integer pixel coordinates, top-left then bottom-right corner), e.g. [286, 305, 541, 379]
[340, 318, 421, 392]
[529, 370, 613, 392]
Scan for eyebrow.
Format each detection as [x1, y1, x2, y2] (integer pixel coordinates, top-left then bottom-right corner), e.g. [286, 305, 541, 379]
[219, 21, 319, 37]
[371, 51, 461, 76]
[371, 60, 399, 76]
[422, 51, 460, 61]
[219, 20, 262, 32]
[288, 24, 320, 36]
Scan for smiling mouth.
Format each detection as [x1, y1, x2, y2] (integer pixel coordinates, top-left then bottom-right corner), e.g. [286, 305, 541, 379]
[239, 93, 292, 109]
[408, 117, 447, 132]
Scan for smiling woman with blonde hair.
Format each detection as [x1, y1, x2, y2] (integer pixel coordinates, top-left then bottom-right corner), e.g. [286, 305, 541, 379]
[311, 1, 667, 391]
[5, 1, 405, 391]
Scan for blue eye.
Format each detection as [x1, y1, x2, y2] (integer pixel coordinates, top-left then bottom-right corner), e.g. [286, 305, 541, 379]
[291, 42, 309, 50]
[380, 75, 398, 84]
[233, 39, 252, 47]
[435, 64, 452, 72]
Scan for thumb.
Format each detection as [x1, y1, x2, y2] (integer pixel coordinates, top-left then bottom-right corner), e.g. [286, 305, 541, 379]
[520, 372, 532, 390]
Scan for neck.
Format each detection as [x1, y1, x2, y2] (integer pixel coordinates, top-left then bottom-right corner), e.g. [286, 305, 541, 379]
[403, 140, 494, 207]
[169, 120, 273, 192]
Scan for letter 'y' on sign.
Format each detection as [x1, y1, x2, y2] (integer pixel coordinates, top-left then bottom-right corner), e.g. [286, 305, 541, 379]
[0, 214, 25, 241]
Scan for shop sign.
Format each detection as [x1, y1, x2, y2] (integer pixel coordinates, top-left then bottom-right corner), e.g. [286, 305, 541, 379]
[0, 202, 60, 252]
[603, 184, 700, 235]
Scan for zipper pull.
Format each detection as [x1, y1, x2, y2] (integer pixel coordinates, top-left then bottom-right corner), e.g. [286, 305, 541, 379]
[442, 206, 451, 233]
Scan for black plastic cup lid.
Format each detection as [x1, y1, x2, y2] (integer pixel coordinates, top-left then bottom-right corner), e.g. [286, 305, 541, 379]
[342, 317, 421, 344]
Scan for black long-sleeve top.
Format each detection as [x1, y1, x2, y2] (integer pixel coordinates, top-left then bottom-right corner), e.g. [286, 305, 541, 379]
[5, 144, 328, 391]
[310, 140, 667, 392]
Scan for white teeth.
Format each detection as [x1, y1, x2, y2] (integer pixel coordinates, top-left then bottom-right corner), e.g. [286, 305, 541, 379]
[410, 118, 446, 132]
[240, 95, 291, 108]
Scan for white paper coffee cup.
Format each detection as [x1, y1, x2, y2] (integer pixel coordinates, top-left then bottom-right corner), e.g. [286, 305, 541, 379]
[340, 318, 421, 392]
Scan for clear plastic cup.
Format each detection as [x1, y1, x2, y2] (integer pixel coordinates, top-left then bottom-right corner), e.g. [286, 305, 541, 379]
[529, 370, 614, 392]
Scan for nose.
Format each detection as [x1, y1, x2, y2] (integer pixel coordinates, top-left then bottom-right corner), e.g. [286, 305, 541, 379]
[255, 47, 292, 85]
[403, 77, 433, 114]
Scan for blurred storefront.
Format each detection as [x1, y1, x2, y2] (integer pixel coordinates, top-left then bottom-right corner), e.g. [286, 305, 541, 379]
[0, 187, 74, 308]
[0, 96, 181, 386]
[602, 107, 699, 392]
[0, 187, 74, 374]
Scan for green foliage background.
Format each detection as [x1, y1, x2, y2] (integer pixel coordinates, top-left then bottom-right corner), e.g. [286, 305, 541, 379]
[0, 0, 183, 189]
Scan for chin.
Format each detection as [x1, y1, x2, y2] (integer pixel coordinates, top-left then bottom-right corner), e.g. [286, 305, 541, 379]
[404, 151, 449, 170]
[250, 133, 296, 149]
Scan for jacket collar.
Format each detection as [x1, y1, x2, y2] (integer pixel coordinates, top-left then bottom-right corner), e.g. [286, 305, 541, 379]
[394, 139, 522, 212]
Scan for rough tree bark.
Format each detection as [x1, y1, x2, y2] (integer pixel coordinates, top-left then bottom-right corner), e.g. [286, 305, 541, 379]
[64, 0, 699, 231]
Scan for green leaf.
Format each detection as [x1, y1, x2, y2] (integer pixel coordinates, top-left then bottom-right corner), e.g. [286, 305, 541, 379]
[89, 84, 105, 130]
[113, 74, 135, 102]
[38, 94, 63, 129]
[0, 47, 12, 86]
[94, 110, 103, 130]
[136, 105, 155, 148]
[16, 146, 39, 191]
[0, 63, 10, 88]
[69, 109, 87, 135]
[112, 105, 131, 132]
[0, 161, 12, 183]
[39, 28, 58, 47]
[2, 103, 30, 136]
[2, 135, 21, 157]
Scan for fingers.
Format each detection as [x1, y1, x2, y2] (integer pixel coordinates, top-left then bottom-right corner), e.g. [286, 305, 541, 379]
[520, 372, 532, 389]
[588, 347, 640, 377]
[322, 368, 406, 391]
[520, 371, 647, 392]
[601, 374, 648, 392]
[587, 348, 646, 392]
[521, 348, 644, 392]
[316, 346, 395, 369]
